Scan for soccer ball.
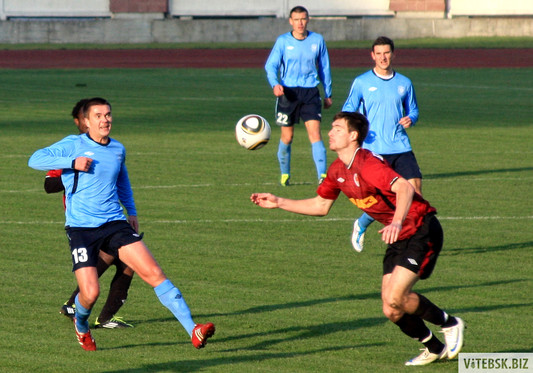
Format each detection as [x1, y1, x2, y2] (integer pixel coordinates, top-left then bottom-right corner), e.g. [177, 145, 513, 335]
[235, 114, 271, 150]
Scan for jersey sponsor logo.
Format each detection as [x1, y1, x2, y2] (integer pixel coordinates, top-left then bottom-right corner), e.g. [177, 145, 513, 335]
[349, 195, 378, 209]
[287, 46, 295, 50]
[84, 151, 94, 156]
[369, 87, 378, 92]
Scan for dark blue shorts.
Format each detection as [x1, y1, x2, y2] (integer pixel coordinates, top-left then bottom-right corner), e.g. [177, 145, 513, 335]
[65, 220, 142, 271]
[382, 151, 423, 180]
[383, 213, 442, 280]
[275, 86, 322, 126]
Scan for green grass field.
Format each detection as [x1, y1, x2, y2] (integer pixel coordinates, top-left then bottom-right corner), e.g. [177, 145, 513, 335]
[1, 60, 532, 372]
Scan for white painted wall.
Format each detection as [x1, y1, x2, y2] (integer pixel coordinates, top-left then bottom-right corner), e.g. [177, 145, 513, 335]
[0, 0, 532, 20]
[449, 0, 533, 16]
[169, 0, 393, 18]
[1, 0, 110, 18]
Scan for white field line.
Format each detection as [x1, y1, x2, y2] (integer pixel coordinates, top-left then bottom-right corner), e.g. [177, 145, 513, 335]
[2, 216, 532, 225]
[416, 82, 533, 92]
[2, 175, 531, 194]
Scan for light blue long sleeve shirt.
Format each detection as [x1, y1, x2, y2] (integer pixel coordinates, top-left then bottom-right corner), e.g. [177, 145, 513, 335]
[342, 70, 419, 155]
[28, 133, 136, 228]
[265, 31, 332, 98]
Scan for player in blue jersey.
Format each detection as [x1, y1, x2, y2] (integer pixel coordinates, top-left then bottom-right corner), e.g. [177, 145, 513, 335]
[265, 5, 333, 186]
[29, 97, 215, 351]
[46, 98, 135, 329]
[342, 36, 422, 252]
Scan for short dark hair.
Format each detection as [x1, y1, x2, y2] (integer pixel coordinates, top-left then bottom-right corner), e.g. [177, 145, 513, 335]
[333, 112, 369, 146]
[290, 6, 308, 17]
[83, 97, 111, 118]
[71, 98, 89, 119]
[372, 36, 394, 53]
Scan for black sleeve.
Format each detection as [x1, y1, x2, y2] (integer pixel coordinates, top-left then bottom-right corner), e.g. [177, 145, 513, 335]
[44, 176, 65, 194]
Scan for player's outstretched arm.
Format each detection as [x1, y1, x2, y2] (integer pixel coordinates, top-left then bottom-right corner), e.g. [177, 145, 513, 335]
[251, 193, 334, 216]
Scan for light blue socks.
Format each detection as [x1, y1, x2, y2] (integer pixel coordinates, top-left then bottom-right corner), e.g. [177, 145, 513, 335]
[74, 294, 91, 333]
[358, 212, 375, 231]
[278, 140, 291, 175]
[154, 279, 195, 336]
[311, 140, 327, 179]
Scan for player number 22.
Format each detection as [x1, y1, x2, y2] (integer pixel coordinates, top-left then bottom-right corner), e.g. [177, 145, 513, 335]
[72, 247, 88, 264]
[277, 113, 289, 125]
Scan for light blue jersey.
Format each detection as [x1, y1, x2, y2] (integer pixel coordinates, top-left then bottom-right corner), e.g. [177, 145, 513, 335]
[342, 70, 419, 155]
[28, 133, 136, 228]
[265, 31, 332, 98]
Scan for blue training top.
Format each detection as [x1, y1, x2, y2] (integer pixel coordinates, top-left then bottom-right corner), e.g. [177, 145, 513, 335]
[265, 31, 332, 99]
[342, 70, 419, 155]
[28, 133, 136, 228]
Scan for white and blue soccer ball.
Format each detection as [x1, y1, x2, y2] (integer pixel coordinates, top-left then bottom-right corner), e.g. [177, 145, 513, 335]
[235, 114, 271, 150]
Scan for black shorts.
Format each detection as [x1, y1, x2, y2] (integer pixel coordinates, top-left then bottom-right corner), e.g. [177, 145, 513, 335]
[382, 151, 423, 180]
[65, 220, 142, 271]
[275, 86, 322, 126]
[383, 213, 443, 280]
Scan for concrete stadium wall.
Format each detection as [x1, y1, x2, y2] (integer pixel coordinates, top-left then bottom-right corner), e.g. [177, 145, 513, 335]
[0, 16, 532, 44]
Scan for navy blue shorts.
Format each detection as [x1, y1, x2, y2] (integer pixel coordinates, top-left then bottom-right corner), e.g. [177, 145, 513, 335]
[382, 151, 423, 180]
[275, 86, 322, 126]
[65, 220, 142, 271]
[383, 213, 442, 280]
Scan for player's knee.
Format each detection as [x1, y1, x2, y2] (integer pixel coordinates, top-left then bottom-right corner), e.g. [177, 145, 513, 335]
[139, 265, 166, 287]
[383, 293, 406, 315]
[81, 286, 100, 306]
[382, 301, 403, 322]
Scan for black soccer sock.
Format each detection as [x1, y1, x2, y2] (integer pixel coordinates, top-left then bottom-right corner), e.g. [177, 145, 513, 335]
[421, 332, 446, 354]
[413, 293, 447, 326]
[67, 289, 78, 306]
[97, 270, 133, 322]
[395, 314, 445, 354]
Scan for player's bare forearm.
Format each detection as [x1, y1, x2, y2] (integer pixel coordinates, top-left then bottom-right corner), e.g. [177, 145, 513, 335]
[251, 193, 333, 216]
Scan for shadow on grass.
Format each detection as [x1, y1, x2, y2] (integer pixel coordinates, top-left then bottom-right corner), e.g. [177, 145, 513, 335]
[216, 317, 386, 351]
[101, 343, 385, 373]
[131, 291, 381, 324]
[98, 281, 531, 371]
[130, 278, 527, 325]
[445, 241, 533, 255]
[425, 166, 533, 179]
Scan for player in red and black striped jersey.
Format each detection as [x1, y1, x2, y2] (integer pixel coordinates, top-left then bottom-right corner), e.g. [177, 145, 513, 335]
[45, 99, 134, 329]
[251, 112, 465, 366]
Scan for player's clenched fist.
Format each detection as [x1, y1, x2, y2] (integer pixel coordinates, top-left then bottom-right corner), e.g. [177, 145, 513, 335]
[74, 156, 93, 172]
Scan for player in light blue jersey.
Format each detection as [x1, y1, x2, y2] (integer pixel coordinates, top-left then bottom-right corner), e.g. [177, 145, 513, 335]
[46, 98, 135, 329]
[265, 5, 333, 186]
[29, 97, 215, 351]
[342, 36, 422, 252]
